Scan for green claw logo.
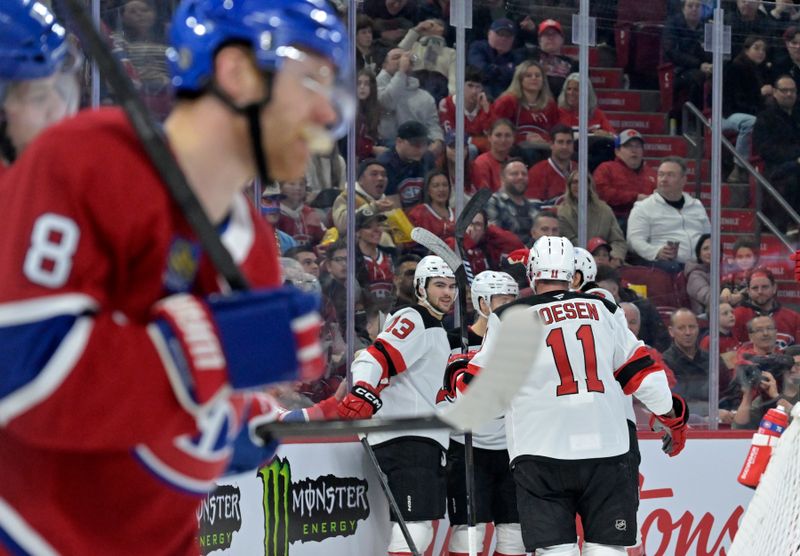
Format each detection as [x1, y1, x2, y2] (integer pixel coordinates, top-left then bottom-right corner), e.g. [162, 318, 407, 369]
[259, 457, 371, 555]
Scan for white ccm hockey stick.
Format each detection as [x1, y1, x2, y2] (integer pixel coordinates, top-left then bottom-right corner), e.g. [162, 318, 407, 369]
[256, 306, 542, 438]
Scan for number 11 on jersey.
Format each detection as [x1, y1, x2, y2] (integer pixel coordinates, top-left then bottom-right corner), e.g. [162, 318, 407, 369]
[546, 324, 605, 396]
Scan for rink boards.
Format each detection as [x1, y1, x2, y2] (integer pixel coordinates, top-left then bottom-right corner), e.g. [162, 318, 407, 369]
[197, 432, 754, 556]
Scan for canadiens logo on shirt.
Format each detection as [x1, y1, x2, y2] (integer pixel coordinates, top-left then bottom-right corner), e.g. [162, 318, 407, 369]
[163, 237, 201, 294]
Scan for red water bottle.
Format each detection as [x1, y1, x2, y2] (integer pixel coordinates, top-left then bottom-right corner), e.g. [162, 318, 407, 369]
[738, 406, 789, 488]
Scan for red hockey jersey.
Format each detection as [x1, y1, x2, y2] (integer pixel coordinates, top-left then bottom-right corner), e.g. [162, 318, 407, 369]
[0, 109, 283, 555]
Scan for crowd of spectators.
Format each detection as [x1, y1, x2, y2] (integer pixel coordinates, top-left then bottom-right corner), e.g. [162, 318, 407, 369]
[77, 0, 800, 427]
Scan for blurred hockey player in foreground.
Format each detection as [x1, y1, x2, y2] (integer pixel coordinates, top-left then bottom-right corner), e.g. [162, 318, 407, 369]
[0, 0, 81, 175]
[0, 0, 351, 553]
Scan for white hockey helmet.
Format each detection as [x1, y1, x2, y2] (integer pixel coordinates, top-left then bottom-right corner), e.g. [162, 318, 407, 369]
[527, 236, 575, 285]
[471, 271, 519, 318]
[573, 246, 597, 287]
[414, 255, 456, 298]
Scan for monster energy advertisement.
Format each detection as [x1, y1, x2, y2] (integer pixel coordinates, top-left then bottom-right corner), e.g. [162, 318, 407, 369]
[259, 458, 371, 556]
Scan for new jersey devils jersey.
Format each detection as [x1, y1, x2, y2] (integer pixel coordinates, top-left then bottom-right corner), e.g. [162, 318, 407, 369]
[0, 109, 283, 555]
[355, 305, 451, 449]
[471, 290, 672, 462]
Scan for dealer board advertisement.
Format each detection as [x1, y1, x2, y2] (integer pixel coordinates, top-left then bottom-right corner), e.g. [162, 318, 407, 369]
[197, 436, 756, 556]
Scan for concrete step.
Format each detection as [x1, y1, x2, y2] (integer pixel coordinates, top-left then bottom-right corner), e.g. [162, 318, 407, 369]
[606, 111, 667, 134]
[562, 45, 604, 66]
[596, 88, 661, 112]
[697, 182, 752, 209]
[642, 134, 689, 157]
[589, 67, 624, 89]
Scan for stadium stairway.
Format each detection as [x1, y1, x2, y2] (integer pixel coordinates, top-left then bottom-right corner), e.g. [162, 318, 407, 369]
[584, 57, 800, 310]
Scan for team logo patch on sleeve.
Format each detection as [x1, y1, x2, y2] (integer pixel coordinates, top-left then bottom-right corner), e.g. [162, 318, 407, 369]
[163, 237, 201, 294]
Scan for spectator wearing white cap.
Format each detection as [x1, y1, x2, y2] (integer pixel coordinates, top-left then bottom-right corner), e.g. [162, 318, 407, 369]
[593, 129, 657, 222]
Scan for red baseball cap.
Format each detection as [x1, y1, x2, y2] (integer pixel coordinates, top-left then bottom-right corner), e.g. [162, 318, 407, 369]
[587, 237, 610, 254]
[506, 248, 530, 266]
[538, 19, 563, 36]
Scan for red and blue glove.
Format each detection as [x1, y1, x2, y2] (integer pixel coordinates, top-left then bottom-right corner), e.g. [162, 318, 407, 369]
[649, 394, 689, 457]
[152, 287, 323, 412]
[227, 392, 280, 473]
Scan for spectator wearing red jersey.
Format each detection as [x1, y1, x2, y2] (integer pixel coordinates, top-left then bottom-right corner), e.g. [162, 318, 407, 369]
[557, 72, 615, 137]
[526, 123, 574, 202]
[278, 177, 325, 246]
[471, 118, 515, 192]
[491, 59, 559, 155]
[447, 210, 525, 274]
[408, 169, 456, 240]
[732, 268, 800, 349]
[700, 301, 741, 378]
[593, 129, 657, 220]
[355, 207, 396, 312]
[438, 65, 493, 154]
[558, 72, 615, 171]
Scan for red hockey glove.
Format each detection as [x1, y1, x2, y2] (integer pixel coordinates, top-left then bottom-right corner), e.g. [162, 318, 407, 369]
[649, 394, 689, 457]
[791, 250, 800, 283]
[436, 353, 476, 403]
[337, 382, 383, 419]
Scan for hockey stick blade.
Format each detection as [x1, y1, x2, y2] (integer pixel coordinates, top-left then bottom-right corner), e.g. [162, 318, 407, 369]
[410, 227, 461, 272]
[257, 306, 541, 439]
[455, 188, 492, 241]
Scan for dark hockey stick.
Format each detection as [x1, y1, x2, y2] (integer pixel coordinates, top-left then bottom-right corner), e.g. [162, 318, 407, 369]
[55, 0, 248, 291]
[453, 189, 491, 556]
[360, 437, 420, 556]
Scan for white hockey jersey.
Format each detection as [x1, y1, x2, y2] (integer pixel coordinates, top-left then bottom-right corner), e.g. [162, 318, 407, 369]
[354, 305, 452, 449]
[447, 328, 506, 450]
[471, 290, 673, 462]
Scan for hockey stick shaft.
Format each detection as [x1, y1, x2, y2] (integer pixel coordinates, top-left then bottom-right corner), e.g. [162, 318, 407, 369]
[56, 0, 249, 292]
[360, 438, 421, 556]
[454, 190, 491, 553]
[258, 415, 449, 438]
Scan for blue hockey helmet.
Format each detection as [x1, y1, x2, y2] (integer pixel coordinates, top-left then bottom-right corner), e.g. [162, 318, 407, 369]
[167, 0, 351, 90]
[0, 0, 68, 81]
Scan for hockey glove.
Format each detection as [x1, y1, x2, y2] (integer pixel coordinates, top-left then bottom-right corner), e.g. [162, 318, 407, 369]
[152, 288, 323, 410]
[436, 352, 476, 403]
[227, 392, 280, 474]
[649, 394, 689, 457]
[792, 250, 800, 283]
[337, 381, 383, 419]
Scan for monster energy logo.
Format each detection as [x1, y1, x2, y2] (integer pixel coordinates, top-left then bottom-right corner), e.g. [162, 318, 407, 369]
[259, 458, 371, 555]
[260, 459, 291, 556]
